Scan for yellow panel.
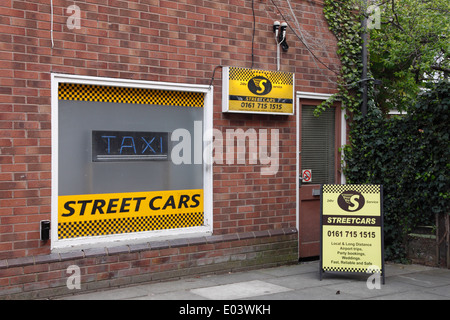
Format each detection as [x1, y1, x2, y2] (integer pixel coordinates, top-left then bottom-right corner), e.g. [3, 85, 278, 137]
[321, 184, 383, 274]
[226, 67, 294, 114]
[58, 189, 204, 239]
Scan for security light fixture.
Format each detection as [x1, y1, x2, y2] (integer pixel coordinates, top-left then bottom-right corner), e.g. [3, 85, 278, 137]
[279, 22, 289, 52]
[273, 21, 289, 70]
[273, 20, 280, 36]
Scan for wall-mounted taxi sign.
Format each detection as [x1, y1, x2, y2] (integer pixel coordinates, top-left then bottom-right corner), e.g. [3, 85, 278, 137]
[222, 67, 294, 115]
[92, 130, 168, 162]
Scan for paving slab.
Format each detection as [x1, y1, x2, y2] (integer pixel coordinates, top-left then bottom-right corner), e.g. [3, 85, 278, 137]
[369, 290, 446, 300]
[424, 285, 450, 298]
[246, 286, 360, 300]
[61, 285, 148, 300]
[58, 261, 450, 300]
[393, 272, 450, 288]
[198, 270, 274, 286]
[135, 277, 218, 295]
[190, 280, 292, 300]
[139, 290, 207, 300]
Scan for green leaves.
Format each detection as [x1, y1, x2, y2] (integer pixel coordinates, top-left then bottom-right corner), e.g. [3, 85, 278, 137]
[317, 0, 364, 116]
[321, 0, 449, 260]
[321, 0, 449, 115]
[368, 0, 450, 112]
[343, 80, 450, 261]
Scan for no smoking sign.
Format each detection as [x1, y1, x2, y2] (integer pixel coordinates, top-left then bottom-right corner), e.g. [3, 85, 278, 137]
[302, 169, 312, 183]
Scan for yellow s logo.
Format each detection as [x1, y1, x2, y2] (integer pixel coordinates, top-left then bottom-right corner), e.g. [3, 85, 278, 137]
[257, 80, 267, 94]
[248, 76, 272, 95]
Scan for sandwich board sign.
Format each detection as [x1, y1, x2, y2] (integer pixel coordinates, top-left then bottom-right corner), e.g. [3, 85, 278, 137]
[320, 184, 385, 284]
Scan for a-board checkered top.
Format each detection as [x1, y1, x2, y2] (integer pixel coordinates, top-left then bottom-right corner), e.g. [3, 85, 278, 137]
[322, 184, 381, 194]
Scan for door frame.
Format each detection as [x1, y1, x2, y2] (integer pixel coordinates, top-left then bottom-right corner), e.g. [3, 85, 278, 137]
[296, 91, 347, 258]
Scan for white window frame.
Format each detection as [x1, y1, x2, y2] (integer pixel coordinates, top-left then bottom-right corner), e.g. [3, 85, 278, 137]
[51, 74, 213, 251]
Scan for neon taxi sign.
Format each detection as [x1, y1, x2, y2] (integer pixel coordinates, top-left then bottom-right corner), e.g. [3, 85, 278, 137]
[92, 130, 168, 162]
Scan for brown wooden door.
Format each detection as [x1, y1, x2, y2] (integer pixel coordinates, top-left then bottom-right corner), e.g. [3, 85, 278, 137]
[298, 99, 342, 258]
[299, 185, 322, 258]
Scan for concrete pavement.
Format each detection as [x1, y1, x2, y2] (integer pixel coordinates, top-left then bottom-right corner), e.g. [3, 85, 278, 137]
[58, 260, 450, 300]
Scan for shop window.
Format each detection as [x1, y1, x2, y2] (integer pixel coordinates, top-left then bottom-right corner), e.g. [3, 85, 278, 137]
[51, 76, 212, 249]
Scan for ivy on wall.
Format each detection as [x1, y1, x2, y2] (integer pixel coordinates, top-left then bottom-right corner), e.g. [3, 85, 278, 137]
[320, 0, 449, 261]
[343, 81, 449, 261]
[316, 0, 365, 116]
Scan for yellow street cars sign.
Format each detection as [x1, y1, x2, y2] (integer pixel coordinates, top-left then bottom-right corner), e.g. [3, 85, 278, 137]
[222, 67, 294, 115]
[58, 189, 204, 239]
[320, 184, 385, 284]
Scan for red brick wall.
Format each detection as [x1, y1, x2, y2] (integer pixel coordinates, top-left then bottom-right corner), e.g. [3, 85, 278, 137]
[0, 0, 338, 264]
[0, 229, 298, 299]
